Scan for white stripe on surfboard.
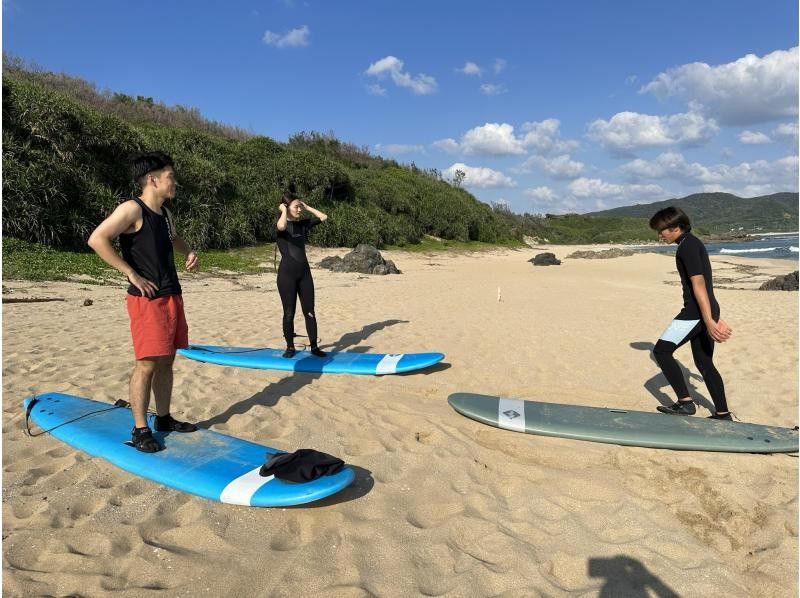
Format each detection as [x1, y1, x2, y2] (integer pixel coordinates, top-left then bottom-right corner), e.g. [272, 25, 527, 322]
[498, 398, 526, 432]
[219, 466, 275, 505]
[375, 353, 404, 375]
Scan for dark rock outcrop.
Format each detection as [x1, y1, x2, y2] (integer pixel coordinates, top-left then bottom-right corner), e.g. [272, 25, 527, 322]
[318, 244, 401, 275]
[529, 252, 561, 266]
[566, 248, 635, 259]
[759, 271, 798, 291]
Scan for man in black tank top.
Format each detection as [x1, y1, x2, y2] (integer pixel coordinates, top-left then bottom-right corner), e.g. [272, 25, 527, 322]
[88, 152, 200, 452]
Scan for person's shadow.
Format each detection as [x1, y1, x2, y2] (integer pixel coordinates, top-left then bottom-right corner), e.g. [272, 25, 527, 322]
[630, 341, 715, 412]
[197, 319, 410, 428]
[189, 322, 410, 506]
[588, 555, 679, 598]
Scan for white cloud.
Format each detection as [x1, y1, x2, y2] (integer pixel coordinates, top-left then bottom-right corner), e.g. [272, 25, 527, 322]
[374, 143, 424, 155]
[480, 83, 507, 96]
[699, 182, 796, 197]
[524, 186, 557, 202]
[520, 119, 579, 155]
[365, 56, 437, 95]
[366, 83, 387, 96]
[773, 122, 799, 143]
[642, 47, 799, 125]
[588, 110, 718, 154]
[493, 58, 507, 74]
[458, 61, 482, 76]
[444, 162, 516, 188]
[461, 123, 525, 156]
[567, 177, 666, 201]
[621, 151, 799, 193]
[263, 25, 310, 48]
[436, 119, 579, 157]
[739, 130, 771, 145]
[625, 75, 638, 85]
[520, 154, 585, 179]
[621, 151, 692, 179]
[432, 138, 460, 153]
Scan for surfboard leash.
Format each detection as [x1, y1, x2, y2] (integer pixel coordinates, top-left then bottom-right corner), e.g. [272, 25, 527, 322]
[24, 395, 131, 438]
[186, 345, 271, 355]
[23, 395, 40, 436]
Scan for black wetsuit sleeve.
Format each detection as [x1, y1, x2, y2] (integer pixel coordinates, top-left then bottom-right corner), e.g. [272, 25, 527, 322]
[306, 217, 322, 230]
[680, 239, 705, 278]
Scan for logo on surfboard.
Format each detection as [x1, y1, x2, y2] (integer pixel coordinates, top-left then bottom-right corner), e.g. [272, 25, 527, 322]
[502, 409, 521, 419]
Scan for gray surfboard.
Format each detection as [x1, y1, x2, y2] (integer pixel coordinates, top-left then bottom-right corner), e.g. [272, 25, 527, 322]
[448, 393, 798, 453]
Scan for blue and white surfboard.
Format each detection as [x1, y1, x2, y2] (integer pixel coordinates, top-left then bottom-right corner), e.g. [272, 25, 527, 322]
[23, 393, 355, 507]
[178, 345, 445, 375]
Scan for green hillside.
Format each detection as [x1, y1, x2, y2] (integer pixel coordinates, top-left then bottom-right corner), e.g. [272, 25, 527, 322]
[587, 192, 798, 233]
[3, 58, 796, 256]
[2, 60, 517, 251]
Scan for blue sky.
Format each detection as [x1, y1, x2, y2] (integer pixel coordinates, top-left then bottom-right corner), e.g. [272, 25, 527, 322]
[4, 0, 798, 213]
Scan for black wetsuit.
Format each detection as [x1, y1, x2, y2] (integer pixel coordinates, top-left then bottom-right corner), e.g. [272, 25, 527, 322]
[276, 217, 322, 347]
[653, 230, 728, 412]
[120, 198, 181, 298]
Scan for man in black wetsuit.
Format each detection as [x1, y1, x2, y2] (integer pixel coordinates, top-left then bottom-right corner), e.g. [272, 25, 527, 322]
[275, 190, 329, 358]
[649, 206, 733, 420]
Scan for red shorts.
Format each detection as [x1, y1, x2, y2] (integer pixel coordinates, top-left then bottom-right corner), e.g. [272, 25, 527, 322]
[126, 294, 189, 360]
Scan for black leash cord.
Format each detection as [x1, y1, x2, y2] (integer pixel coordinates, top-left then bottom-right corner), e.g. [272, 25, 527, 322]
[24, 398, 142, 438]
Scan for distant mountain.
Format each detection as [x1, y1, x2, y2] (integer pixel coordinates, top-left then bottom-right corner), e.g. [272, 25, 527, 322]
[586, 192, 798, 233]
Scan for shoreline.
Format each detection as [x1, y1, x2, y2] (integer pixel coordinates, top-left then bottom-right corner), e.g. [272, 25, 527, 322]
[3, 238, 799, 287]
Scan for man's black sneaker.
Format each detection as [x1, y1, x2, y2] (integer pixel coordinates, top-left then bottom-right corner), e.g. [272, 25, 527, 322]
[283, 347, 296, 358]
[707, 412, 733, 421]
[154, 414, 198, 433]
[656, 401, 696, 416]
[310, 347, 328, 357]
[131, 427, 163, 453]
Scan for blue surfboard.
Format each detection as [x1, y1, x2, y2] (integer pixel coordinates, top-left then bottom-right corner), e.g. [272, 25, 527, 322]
[23, 393, 355, 507]
[178, 344, 445, 375]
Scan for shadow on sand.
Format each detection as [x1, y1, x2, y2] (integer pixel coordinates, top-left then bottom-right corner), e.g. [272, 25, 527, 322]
[588, 555, 679, 598]
[287, 465, 375, 509]
[197, 319, 410, 428]
[630, 341, 714, 413]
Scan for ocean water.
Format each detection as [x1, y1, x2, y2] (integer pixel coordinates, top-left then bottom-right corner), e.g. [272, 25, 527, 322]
[637, 233, 799, 262]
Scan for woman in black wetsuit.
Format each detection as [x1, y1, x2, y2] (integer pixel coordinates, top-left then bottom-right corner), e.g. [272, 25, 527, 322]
[275, 191, 328, 358]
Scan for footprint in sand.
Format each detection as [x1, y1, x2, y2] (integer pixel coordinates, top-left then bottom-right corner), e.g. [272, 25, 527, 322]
[66, 532, 113, 557]
[11, 499, 46, 520]
[67, 495, 106, 520]
[45, 446, 74, 459]
[11, 461, 61, 480]
[269, 517, 312, 551]
[172, 499, 205, 526]
[108, 478, 152, 508]
[110, 530, 138, 557]
[4, 535, 45, 571]
[410, 544, 459, 595]
[406, 501, 463, 529]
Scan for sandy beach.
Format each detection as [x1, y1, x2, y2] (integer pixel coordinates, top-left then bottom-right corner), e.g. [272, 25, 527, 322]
[3, 246, 798, 597]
